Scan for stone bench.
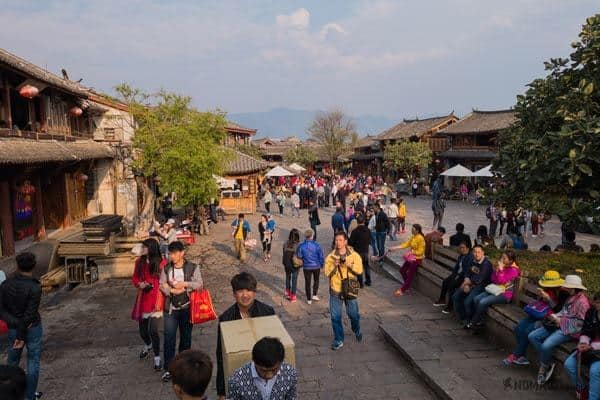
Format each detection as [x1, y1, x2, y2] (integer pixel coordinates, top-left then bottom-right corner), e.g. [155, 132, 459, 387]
[391, 244, 579, 381]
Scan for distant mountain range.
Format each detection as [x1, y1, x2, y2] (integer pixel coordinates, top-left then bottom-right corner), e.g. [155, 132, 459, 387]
[228, 108, 397, 139]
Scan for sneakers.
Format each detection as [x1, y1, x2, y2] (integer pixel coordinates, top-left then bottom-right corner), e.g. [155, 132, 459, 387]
[139, 347, 150, 359]
[290, 294, 297, 303]
[34, 392, 43, 399]
[441, 307, 452, 314]
[284, 289, 290, 300]
[356, 332, 363, 342]
[307, 300, 312, 305]
[154, 356, 162, 372]
[536, 371, 545, 386]
[331, 341, 344, 351]
[161, 371, 172, 382]
[463, 322, 472, 329]
[514, 356, 530, 366]
[312, 295, 320, 301]
[433, 301, 446, 307]
[502, 354, 518, 366]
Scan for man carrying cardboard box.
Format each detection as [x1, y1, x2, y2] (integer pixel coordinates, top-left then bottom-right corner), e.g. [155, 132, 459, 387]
[228, 337, 297, 400]
[216, 272, 275, 400]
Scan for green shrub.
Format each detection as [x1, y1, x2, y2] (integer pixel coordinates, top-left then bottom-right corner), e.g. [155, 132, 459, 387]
[485, 248, 600, 294]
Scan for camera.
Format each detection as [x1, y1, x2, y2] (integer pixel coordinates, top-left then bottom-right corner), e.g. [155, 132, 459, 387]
[339, 254, 346, 264]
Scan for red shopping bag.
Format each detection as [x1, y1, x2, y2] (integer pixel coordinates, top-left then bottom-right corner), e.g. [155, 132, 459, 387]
[131, 290, 144, 321]
[0, 319, 8, 335]
[189, 289, 217, 324]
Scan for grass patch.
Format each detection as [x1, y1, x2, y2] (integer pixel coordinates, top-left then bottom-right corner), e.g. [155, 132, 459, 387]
[485, 248, 600, 294]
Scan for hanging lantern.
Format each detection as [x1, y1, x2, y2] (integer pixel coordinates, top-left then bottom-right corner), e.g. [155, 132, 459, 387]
[69, 106, 83, 116]
[19, 85, 39, 99]
[20, 180, 36, 195]
[77, 173, 88, 182]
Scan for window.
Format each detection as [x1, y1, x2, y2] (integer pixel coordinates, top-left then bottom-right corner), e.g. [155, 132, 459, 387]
[104, 127, 115, 140]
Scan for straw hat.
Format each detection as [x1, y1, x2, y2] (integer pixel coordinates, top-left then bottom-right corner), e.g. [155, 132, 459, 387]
[561, 275, 587, 290]
[538, 270, 564, 288]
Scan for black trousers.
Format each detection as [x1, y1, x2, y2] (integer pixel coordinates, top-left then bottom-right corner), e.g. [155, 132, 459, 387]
[356, 252, 371, 286]
[139, 317, 161, 356]
[438, 273, 463, 308]
[303, 269, 320, 300]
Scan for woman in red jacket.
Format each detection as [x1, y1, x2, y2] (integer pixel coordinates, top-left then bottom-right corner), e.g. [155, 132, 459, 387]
[132, 238, 167, 371]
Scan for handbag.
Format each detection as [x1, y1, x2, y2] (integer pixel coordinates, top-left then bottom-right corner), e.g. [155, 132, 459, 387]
[485, 283, 509, 296]
[338, 264, 359, 300]
[403, 251, 417, 262]
[131, 290, 144, 321]
[523, 300, 552, 320]
[292, 255, 303, 268]
[189, 289, 217, 324]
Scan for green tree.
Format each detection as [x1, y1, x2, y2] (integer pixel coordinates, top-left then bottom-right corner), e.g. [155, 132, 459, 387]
[383, 141, 432, 180]
[235, 143, 264, 160]
[307, 109, 356, 172]
[284, 145, 316, 167]
[115, 84, 229, 210]
[493, 14, 600, 232]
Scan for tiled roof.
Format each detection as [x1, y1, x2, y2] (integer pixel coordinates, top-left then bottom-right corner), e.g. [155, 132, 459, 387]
[226, 121, 257, 135]
[440, 110, 516, 135]
[225, 150, 267, 175]
[0, 138, 114, 164]
[378, 114, 457, 140]
[0, 47, 89, 96]
[353, 135, 378, 149]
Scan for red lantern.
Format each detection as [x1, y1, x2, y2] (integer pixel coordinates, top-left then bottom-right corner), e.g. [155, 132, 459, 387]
[69, 106, 83, 116]
[19, 85, 39, 99]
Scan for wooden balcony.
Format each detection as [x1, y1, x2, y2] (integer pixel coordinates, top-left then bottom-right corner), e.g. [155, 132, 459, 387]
[427, 137, 449, 152]
[0, 128, 93, 141]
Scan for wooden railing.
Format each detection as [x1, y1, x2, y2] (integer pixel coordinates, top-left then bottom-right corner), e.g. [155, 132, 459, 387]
[0, 128, 93, 141]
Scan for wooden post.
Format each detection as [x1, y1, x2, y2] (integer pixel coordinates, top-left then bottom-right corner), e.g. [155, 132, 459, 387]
[63, 173, 71, 228]
[0, 180, 15, 256]
[3, 76, 12, 129]
[32, 175, 46, 241]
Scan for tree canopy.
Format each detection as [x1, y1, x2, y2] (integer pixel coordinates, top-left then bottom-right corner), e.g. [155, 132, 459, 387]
[493, 14, 600, 230]
[383, 141, 432, 180]
[115, 84, 229, 206]
[284, 145, 316, 167]
[307, 109, 356, 171]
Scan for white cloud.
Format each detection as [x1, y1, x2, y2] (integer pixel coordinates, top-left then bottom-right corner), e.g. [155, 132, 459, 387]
[319, 23, 348, 40]
[276, 8, 310, 30]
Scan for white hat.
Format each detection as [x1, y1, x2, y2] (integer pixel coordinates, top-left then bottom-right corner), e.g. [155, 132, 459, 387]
[166, 218, 176, 225]
[561, 275, 587, 290]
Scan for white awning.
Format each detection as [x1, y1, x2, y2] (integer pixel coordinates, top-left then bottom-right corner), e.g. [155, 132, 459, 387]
[440, 164, 474, 177]
[265, 165, 295, 177]
[473, 165, 494, 177]
[287, 162, 306, 172]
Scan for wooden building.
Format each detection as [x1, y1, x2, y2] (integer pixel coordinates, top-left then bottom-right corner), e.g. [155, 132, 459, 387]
[220, 150, 267, 214]
[0, 48, 137, 256]
[435, 109, 516, 171]
[225, 122, 257, 146]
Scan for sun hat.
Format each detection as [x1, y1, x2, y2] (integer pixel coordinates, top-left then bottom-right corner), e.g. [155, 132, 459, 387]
[538, 270, 565, 288]
[561, 274, 587, 290]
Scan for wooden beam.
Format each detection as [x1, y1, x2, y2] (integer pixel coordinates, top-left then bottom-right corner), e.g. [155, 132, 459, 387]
[3, 76, 12, 128]
[62, 173, 71, 228]
[0, 180, 15, 256]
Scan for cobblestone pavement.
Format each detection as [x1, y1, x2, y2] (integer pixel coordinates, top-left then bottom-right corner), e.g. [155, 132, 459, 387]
[30, 206, 437, 400]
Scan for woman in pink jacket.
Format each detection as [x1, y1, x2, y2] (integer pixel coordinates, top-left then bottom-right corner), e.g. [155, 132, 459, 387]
[467, 249, 520, 331]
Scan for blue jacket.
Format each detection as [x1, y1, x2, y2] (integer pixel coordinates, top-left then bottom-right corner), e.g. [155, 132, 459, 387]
[231, 219, 251, 240]
[296, 240, 324, 269]
[465, 256, 493, 286]
[453, 253, 474, 276]
[331, 211, 346, 233]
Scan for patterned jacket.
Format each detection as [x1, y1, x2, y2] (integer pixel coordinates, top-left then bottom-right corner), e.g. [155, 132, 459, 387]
[228, 362, 297, 400]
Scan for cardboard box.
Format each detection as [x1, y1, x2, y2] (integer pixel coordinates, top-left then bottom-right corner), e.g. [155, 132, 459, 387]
[220, 315, 295, 381]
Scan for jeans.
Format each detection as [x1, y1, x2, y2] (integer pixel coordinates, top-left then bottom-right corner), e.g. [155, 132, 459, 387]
[399, 259, 420, 292]
[303, 269, 321, 300]
[489, 220, 498, 236]
[452, 285, 485, 321]
[564, 351, 600, 398]
[513, 316, 539, 357]
[433, 212, 444, 229]
[329, 294, 360, 344]
[438, 273, 463, 307]
[285, 267, 299, 294]
[370, 231, 377, 255]
[278, 204, 284, 215]
[356, 253, 371, 286]
[388, 219, 398, 241]
[310, 222, 318, 241]
[139, 317, 161, 356]
[470, 292, 508, 324]
[8, 324, 43, 400]
[164, 308, 193, 370]
[375, 231, 386, 258]
[265, 201, 270, 213]
[528, 326, 572, 365]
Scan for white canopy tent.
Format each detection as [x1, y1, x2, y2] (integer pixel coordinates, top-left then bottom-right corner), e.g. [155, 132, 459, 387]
[472, 165, 494, 177]
[440, 164, 474, 177]
[265, 165, 295, 177]
[287, 163, 306, 172]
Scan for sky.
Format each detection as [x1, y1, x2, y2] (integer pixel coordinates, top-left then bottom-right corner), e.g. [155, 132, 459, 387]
[0, 0, 598, 119]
